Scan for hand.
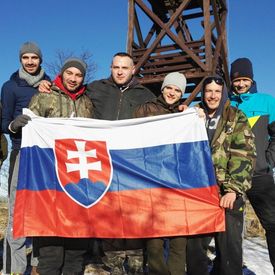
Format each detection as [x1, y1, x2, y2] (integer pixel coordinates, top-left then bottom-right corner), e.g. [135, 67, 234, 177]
[178, 104, 188, 112]
[219, 192, 237, 209]
[196, 108, 206, 120]
[10, 114, 31, 133]
[38, 80, 52, 93]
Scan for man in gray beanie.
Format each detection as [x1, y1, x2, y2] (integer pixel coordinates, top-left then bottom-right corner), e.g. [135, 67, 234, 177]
[135, 71, 187, 117]
[8, 57, 93, 275]
[134, 72, 187, 275]
[61, 58, 87, 77]
[1, 41, 50, 275]
[161, 71, 187, 94]
[19, 41, 43, 63]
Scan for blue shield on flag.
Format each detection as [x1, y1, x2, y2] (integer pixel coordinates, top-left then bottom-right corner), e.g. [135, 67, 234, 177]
[54, 138, 112, 208]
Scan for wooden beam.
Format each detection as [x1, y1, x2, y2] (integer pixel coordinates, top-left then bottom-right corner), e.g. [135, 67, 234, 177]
[134, 0, 206, 74]
[134, 9, 145, 48]
[127, 0, 135, 55]
[203, 0, 212, 71]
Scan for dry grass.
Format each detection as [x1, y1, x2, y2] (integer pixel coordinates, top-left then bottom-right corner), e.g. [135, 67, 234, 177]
[244, 200, 265, 238]
[0, 201, 8, 239]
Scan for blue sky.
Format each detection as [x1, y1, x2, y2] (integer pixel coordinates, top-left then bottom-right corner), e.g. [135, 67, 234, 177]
[0, 0, 274, 97]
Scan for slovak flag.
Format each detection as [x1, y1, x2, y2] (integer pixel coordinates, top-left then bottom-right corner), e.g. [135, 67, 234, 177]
[13, 108, 225, 238]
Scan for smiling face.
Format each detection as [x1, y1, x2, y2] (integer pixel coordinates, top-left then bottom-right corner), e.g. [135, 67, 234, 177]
[21, 53, 41, 75]
[162, 84, 182, 105]
[111, 55, 135, 85]
[62, 67, 84, 92]
[232, 78, 252, 94]
[203, 81, 223, 116]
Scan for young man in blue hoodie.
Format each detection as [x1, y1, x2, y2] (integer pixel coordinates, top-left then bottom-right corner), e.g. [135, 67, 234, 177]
[229, 58, 275, 273]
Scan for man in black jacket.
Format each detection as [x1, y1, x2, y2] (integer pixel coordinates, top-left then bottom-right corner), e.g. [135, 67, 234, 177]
[39, 52, 155, 274]
[86, 52, 155, 120]
[87, 52, 155, 274]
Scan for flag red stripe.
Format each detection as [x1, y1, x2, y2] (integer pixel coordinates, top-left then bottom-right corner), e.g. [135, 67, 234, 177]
[14, 186, 224, 238]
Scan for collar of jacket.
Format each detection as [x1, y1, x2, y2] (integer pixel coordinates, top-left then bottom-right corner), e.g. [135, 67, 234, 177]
[210, 99, 236, 145]
[230, 92, 254, 104]
[10, 70, 50, 87]
[156, 95, 181, 112]
[105, 76, 142, 90]
[52, 75, 86, 100]
[10, 71, 33, 87]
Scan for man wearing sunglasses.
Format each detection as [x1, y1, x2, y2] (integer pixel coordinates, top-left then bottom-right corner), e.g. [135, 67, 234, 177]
[230, 58, 275, 273]
[187, 75, 256, 275]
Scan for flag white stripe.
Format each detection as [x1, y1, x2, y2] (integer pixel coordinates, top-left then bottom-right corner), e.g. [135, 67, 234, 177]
[22, 108, 208, 150]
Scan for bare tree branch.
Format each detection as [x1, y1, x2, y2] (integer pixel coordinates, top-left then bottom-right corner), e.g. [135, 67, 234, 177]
[44, 49, 97, 83]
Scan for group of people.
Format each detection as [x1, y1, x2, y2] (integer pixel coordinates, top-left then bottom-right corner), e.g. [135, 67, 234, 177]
[0, 41, 274, 275]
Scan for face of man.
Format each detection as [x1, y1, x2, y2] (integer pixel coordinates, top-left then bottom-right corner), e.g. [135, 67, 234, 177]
[21, 53, 41, 75]
[62, 67, 84, 92]
[162, 85, 182, 105]
[232, 78, 252, 94]
[111, 56, 135, 85]
[204, 81, 223, 116]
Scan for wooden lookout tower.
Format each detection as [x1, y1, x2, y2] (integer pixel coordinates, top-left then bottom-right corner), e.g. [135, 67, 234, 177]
[127, 0, 229, 104]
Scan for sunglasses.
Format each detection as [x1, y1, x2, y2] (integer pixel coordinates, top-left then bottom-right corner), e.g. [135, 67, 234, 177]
[203, 77, 224, 87]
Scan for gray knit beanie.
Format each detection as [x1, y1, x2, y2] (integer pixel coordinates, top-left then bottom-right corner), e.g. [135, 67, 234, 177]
[19, 41, 43, 62]
[61, 58, 87, 77]
[161, 72, 187, 94]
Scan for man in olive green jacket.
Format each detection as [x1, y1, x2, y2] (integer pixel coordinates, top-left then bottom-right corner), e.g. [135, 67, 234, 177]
[11, 58, 93, 275]
[187, 75, 256, 275]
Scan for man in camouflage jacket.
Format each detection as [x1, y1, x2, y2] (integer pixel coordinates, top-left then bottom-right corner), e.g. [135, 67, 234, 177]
[12, 58, 93, 275]
[187, 76, 256, 275]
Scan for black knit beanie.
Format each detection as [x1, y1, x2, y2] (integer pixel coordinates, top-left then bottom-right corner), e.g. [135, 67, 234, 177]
[61, 58, 87, 77]
[230, 58, 254, 81]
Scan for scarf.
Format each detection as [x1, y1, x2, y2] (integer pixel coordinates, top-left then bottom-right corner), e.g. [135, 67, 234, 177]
[53, 75, 86, 100]
[19, 66, 45, 87]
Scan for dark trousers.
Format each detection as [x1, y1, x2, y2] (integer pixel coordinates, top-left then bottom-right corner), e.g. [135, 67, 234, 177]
[147, 237, 186, 275]
[5, 149, 20, 273]
[37, 246, 86, 275]
[8, 149, 19, 196]
[187, 197, 244, 275]
[247, 174, 275, 273]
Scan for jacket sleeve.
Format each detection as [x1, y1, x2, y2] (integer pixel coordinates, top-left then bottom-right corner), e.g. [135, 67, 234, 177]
[1, 82, 16, 133]
[28, 93, 45, 117]
[267, 120, 275, 169]
[224, 110, 257, 194]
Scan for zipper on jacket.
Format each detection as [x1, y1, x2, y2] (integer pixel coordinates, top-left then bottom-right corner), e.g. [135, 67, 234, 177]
[116, 87, 128, 120]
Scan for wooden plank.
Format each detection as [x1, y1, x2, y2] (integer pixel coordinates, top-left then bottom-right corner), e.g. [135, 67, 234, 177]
[203, 0, 212, 71]
[132, 40, 205, 55]
[127, 0, 135, 55]
[134, 9, 145, 48]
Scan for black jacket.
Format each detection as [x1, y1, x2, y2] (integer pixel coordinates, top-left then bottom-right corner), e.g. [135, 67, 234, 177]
[86, 77, 155, 120]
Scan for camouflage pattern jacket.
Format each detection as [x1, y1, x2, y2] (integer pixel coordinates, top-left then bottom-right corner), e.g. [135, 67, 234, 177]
[199, 100, 256, 195]
[28, 85, 93, 118]
[28, 85, 93, 251]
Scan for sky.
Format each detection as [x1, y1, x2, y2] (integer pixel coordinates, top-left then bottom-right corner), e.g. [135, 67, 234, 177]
[0, 0, 274, 97]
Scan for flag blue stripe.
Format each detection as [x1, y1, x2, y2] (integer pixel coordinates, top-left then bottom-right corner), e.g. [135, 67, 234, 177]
[18, 141, 216, 191]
